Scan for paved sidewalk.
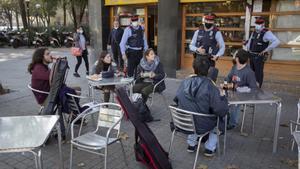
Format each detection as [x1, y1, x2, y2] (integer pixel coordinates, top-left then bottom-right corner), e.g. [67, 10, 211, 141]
[0, 48, 299, 169]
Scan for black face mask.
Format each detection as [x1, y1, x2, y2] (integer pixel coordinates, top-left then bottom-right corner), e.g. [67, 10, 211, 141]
[204, 23, 213, 29]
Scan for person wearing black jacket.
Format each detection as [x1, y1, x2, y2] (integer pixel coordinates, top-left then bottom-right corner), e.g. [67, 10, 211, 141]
[174, 57, 229, 157]
[108, 20, 124, 70]
[133, 48, 166, 103]
[92, 51, 117, 102]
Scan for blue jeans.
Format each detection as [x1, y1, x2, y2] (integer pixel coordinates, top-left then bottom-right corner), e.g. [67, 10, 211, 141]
[187, 129, 218, 151]
[229, 105, 241, 127]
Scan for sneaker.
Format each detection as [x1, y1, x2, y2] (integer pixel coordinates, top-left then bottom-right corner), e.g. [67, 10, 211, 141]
[187, 145, 197, 153]
[73, 72, 80, 77]
[203, 149, 215, 157]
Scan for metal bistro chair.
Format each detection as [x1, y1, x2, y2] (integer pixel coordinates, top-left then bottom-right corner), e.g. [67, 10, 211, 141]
[27, 84, 49, 114]
[291, 99, 300, 151]
[290, 99, 300, 169]
[69, 103, 127, 169]
[148, 73, 167, 108]
[168, 105, 227, 169]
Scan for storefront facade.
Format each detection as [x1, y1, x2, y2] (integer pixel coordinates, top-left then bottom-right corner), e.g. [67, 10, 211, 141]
[100, 0, 300, 81]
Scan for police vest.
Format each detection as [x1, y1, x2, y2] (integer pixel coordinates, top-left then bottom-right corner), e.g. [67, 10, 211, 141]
[127, 26, 144, 49]
[196, 27, 219, 55]
[249, 29, 269, 53]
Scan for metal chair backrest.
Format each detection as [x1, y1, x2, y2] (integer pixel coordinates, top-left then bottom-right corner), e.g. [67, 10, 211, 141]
[27, 84, 49, 95]
[66, 93, 81, 114]
[169, 105, 195, 133]
[169, 105, 216, 134]
[97, 103, 123, 135]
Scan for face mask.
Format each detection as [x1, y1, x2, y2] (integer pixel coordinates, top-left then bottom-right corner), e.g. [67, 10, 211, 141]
[204, 23, 213, 29]
[114, 26, 118, 29]
[79, 30, 83, 34]
[132, 22, 138, 27]
[255, 24, 263, 31]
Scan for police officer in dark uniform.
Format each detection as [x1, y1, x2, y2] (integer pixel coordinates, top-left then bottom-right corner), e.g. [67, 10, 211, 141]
[119, 15, 148, 77]
[246, 17, 280, 87]
[108, 20, 124, 70]
[189, 13, 225, 82]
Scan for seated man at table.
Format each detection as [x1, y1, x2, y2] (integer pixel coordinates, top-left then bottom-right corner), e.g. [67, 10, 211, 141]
[28, 48, 56, 105]
[225, 49, 258, 130]
[174, 57, 228, 157]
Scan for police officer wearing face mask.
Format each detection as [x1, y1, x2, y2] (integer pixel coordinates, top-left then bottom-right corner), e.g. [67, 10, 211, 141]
[245, 17, 280, 88]
[189, 13, 225, 82]
[108, 20, 124, 70]
[119, 15, 148, 77]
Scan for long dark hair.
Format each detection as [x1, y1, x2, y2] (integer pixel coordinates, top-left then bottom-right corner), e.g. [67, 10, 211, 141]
[95, 51, 111, 74]
[28, 48, 48, 74]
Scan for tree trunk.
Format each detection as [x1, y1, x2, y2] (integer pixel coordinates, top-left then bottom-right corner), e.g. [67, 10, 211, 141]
[16, 10, 20, 30]
[79, 3, 87, 24]
[71, 0, 77, 29]
[18, 0, 28, 29]
[63, 0, 67, 26]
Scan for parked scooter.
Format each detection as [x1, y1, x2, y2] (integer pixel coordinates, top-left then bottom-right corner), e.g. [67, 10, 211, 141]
[0, 31, 10, 47]
[49, 29, 61, 48]
[32, 30, 49, 48]
[62, 31, 74, 48]
[10, 31, 30, 48]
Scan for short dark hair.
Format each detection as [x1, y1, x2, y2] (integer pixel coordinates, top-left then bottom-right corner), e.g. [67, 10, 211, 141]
[235, 49, 249, 64]
[193, 57, 210, 76]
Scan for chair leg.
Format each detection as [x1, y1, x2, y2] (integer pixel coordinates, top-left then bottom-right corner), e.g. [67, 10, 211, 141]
[240, 104, 247, 133]
[292, 139, 296, 151]
[104, 146, 108, 169]
[69, 144, 74, 169]
[168, 130, 176, 155]
[120, 140, 128, 166]
[37, 149, 43, 169]
[217, 132, 220, 156]
[193, 135, 205, 169]
[33, 151, 39, 169]
[224, 115, 227, 155]
[298, 146, 300, 168]
[252, 105, 256, 134]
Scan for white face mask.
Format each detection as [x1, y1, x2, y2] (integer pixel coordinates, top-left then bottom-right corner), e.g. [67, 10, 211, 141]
[255, 24, 263, 31]
[132, 22, 138, 27]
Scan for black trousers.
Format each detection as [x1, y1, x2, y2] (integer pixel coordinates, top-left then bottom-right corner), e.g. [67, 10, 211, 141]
[112, 44, 123, 69]
[126, 49, 143, 77]
[75, 49, 89, 73]
[249, 53, 264, 88]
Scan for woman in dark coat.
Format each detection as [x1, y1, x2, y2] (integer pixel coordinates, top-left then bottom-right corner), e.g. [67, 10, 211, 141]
[93, 51, 116, 102]
[133, 48, 166, 103]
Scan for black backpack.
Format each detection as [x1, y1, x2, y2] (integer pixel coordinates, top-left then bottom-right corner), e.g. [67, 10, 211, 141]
[116, 87, 172, 169]
[133, 97, 153, 122]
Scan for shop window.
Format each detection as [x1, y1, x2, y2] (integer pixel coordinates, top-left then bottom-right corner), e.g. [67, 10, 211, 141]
[113, 6, 146, 27]
[186, 1, 245, 13]
[253, 0, 300, 61]
[182, 1, 246, 59]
